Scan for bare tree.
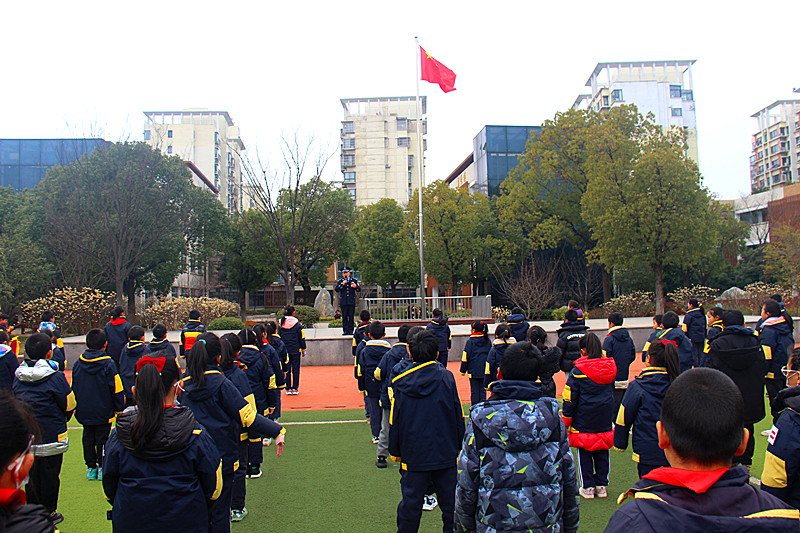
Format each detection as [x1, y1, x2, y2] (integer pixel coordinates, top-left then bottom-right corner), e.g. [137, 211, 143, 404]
[498, 254, 561, 318]
[558, 253, 605, 311]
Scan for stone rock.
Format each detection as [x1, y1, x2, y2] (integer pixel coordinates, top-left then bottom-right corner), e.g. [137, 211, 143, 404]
[314, 289, 335, 317]
[718, 287, 747, 301]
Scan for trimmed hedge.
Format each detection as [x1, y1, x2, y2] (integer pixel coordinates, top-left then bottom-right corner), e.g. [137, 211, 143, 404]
[208, 317, 245, 331]
[327, 318, 343, 328]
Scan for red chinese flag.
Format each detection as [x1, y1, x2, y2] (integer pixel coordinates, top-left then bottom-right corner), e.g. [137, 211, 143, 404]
[420, 46, 456, 93]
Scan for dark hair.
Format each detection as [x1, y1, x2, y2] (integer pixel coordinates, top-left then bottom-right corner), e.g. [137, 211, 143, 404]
[0, 391, 40, 471]
[688, 299, 705, 315]
[0, 331, 8, 344]
[0, 313, 8, 321]
[280, 305, 295, 326]
[110, 306, 124, 318]
[771, 294, 783, 303]
[407, 326, 425, 344]
[579, 333, 602, 359]
[359, 309, 371, 322]
[38, 328, 54, 339]
[568, 300, 580, 309]
[86, 328, 107, 350]
[40, 311, 54, 322]
[661, 368, 744, 465]
[654, 314, 664, 327]
[189, 309, 201, 320]
[397, 324, 412, 343]
[432, 308, 443, 318]
[608, 312, 623, 326]
[369, 320, 385, 340]
[526, 325, 548, 351]
[186, 333, 221, 389]
[152, 323, 167, 340]
[265, 321, 278, 337]
[662, 311, 680, 329]
[647, 339, 681, 382]
[251, 324, 266, 349]
[25, 333, 51, 359]
[409, 330, 439, 363]
[238, 328, 259, 348]
[128, 326, 145, 341]
[221, 333, 242, 355]
[722, 309, 744, 327]
[763, 299, 781, 317]
[131, 356, 180, 454]
[789, 347, 800, 371]
[708, 308, 724, 321]
[511, 307, 523, 315]
[494, 323, 512, 341]
[218, 336, 236, 370]
[500, 342, 541, 381]
[565, 309, 578, 322]
[471, 320, 489, 342]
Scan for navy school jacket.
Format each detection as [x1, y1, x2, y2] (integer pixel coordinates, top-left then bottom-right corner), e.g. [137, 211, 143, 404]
[103, 405, 222, 533]
[613, 367, 670, 468]
[357, 339, 392, 397]
[606, 466, 800, 533]
[655, 327, 693, 373]
[682, 307, 707, 343]
[223, 363, 255, 442]
[104, 318, 131, 365]
[261, 343, 286, 391]
[757, 316, 795, 379]
[50, 345, 65, 372]
[0, 496, 56, 533]
[279, 316, 307, 355]
[352, 321, 371, 357]
[179, 320, 206, 357]
[269, 334, 288, 372]
[704, 319, 724, 353]
[118, 341, 147, 402]
[562, 356, 616, 450]
[0, 343, 19, 392]
[762, 386, 800, 508]
[377, 343, 410, 409]
[238, 345, 275, 414]
[13, 359, 75, 444]
[179, 366, 284, 473]
[145, 338, 177, 360]
[353, 337, 368, 379]
[483, 339, 514, 390]
[641, 328, 663, 362]
[505, 313, 530, 343]
[71, 350, 124, 426]
[388, 360, 465, 471]
[460, 334, 492, 379]
[603, 326, 636, 384]
[426, 317, 452, 354]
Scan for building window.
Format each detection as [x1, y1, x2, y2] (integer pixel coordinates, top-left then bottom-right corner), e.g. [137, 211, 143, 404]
[681, 90, 694, 101]
[343, 171, 355, 183]
[397, 118, 407, 130]
[397, 137, 410, 147]
[670, 85, 682, 98]
[342, 122, 354, 134]
[348, 189, 356, 200]
[167, 146, 172, 154]
[769, 130, 778, 139]
[602, 95, 609, 106]
[143, 130, 151, 141]
[770, 145, 778, 155]
[408, 154, 414, 169]
[671, 108, 683, 117]
[342, 154, 355, 167]
[611, 89, 623, 102]
[167, 130, 173, 138]
[343, 138, 355, 150]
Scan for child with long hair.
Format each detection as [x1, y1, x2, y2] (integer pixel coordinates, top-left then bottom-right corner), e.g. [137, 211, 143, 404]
[253, 323, 285, 422]
[279, 306, 306, 395]
[526, 325, 561, 398]
[237, 328, 275, 479]
[561, 333, 616, 499]
[460, 321, 491, 406]
[482, 324, 514, 391]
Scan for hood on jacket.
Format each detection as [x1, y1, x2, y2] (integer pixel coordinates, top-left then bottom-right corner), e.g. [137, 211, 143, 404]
[573, 356, 617, 384]
[115, 405, 197, 458]
[181, 367, 225, 402]
[392, 360, 446, 399]
[506, 313, 526, 324]
[774, 385, 800, 414]
[634, 367, 671, 397]
[431, 315, 449, 326]
[761, 316, 793, 334]
[78, 350, 113, 375]
[109, 317, 127, 326]
[712, 326, 761, 371]
[557, 321, 589, 333]
[238, 346, 262, 367]
[281, 316, 299, 329]
[473, 381, 560, 452]
[607, 326, 631, 342]
[14, 359, 58, 382]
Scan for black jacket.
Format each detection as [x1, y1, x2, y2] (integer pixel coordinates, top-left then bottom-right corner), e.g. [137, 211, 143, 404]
[279, 316, 306, 355]
[682, 308, 706, 343]
[145, 338, 177, 360]
[762, 386, 800, 507]
[0, 344, 18, 392]
[0, 496, 56, 533]
[238, 346, 275, 413]
[72, 350, 125, 426]
[603, 326, 636, 384]
[613, 367, 670, 467]
[334, 277, 361, 306]
[426, 317, 452, 354]
[707, 325, 767, 425]
[13, 359, 75, 444]
[377, 343, 410, 408]
[505, 313, 530, 343]
[460, 334, 492, 379]
[704, 319, 724, 353]
[104, 318, 131, 365]
[757, 317, 795, 379]
[556, 321, 589, 373]
[118, 341, 147, 402]
[482, 339, 514, 390]
[179, 320, 206, 357]
[656, 327, 693, 373]
[352, 321, 371, 357]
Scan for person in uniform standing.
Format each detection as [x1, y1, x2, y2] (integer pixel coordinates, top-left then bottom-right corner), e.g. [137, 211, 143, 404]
[335, 268, 361, 335]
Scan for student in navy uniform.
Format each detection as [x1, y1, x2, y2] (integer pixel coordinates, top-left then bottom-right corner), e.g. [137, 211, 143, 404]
[352, 309, 371, 358]
[758, 299, 795, 418]
[606, 368, 800, 533]
[118, 326, 147, 407]
[707, 310, 766, 472]
[568, 300, 584, 320]
[505, 308, 530, 343]
[36, 330, 64, 373]
[641, 314, 664, 362]
[71, 329, 124, 481]
[36, 312, 61, 351]
[334, 268, 361, 335]
[483, 324, 514, 391]
[556, 309, 589, 373]
[254, 324, 285, 423]
[682, 299, 707, 368]
[374, 324, 413, 469]
[103, 306, 131, 370]
[103, 355, 222, 533]
[145, 323, 177, 359]
[265, 321, 288, 373]
[357, 321, 391, 453]
[460, 321, 492, 406]
[13, 333, 76, 525]
[0, 391, 59, 533]
[0, 330, 19, 392]
[426, 308, 452, 366]
[179, 309, 206, 358]
[526, 325, 561, 398]
[0, 314, 21, 359]
[613, 339, 680, 478]
[236, 328, 275, 479]
[704, 307, 724, 355]
[603, 312, 636, 416]
[279, 305, 306, 395]
[354, 329, 371, 420]
[656, 312, 693, 373]
[389, 330, 465, 533]
[179, 333, 285, 533]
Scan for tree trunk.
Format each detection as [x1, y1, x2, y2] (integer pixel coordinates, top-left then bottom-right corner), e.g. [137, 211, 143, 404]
[115, 276, 125, 308]
[653, 263, 665, 315]
[283, 273, 294, 306]
[239, 288, 247, 321]
[601, 267, 613, 302]
[125, 280, 137, 321]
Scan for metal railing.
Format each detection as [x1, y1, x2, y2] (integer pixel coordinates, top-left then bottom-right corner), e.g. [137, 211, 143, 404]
[359, 295, 492, 321]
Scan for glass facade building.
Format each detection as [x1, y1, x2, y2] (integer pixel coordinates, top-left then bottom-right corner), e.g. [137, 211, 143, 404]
[0, 139, 109, 191]
[473, 126, 541, 196]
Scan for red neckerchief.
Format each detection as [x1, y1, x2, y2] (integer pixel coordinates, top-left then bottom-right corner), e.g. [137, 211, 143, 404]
[644, 466, 730, 494]
[110, 317, 127, 326]
[0, 488, 26, 507]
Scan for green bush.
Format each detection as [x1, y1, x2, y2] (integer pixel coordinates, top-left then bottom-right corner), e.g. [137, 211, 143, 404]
[327, 318, 343, 328]
[549, 308, 567, 322]
[277, 305, 320, 328]
[19, 287, 116, 336]
[208, 317, 245, 331]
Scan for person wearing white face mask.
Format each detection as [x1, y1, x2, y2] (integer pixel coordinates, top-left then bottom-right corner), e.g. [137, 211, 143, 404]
[0, 391, 57, 532]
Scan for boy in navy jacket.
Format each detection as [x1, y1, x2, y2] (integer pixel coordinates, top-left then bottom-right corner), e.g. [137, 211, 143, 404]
[103, 306, 131, 369]
[460, 321, 492, 405]
[375, 325, 412, 469]
[389, 330, 465, 533]
[13, 333, 76, 523]
[180, 309, 206, 358]
[603, 312, 636, 415]
[71, 329, 124, 480]
[352, 310, 371, 357]
[0, 330, 18, 392]
[656, 312, 693, 373]
[606, 368, 799, 533]
[641, 314, 663, 362]
[118, 326, 147, 406]
[426, 308, 451, 365]
[357, 321, 391, 461]
[682, 299, 707, 368]
[505, 308, 530, 343]
[704, 307, 724, 354]
[146, 323, 177, 359]
[757, 299, 795, 417]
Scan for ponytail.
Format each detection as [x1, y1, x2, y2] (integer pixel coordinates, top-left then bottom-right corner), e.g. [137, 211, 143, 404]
[237, 328, 259, 348]
[131, 356, 180, 453]
[495, 323, 512, 341]
[647, 340, 681, 382]
[252, 323, 267, 348]
[526, 325, 548, 351]
[280, 305, 295, 326]
[186, 332, 220, 389]
[579, 332, 602, 359]
[471, 320, 489, 342]
[265, 321, 278, 336]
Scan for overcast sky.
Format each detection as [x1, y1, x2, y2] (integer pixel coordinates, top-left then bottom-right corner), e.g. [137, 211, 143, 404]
[3, 0, 798, 199]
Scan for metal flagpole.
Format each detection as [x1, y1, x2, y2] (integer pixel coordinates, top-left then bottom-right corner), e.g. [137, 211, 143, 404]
[415, 36, 427, 319]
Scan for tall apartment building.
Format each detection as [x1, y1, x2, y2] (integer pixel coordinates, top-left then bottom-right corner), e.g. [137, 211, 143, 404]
[143, 109, 245, 213]
[573, 61, 699, 164]
[749, 100, 800, 193]
[340, 96, 426, 207]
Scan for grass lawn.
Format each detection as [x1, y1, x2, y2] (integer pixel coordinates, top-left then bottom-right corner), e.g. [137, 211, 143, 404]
[57, 404, 776, 532]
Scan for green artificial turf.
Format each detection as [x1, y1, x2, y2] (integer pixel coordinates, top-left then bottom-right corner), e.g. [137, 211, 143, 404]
[57, 405, 776, 532]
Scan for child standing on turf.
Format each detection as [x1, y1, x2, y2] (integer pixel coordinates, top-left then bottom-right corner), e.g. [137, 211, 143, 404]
[146, 323, 177, 359]
[0, 330, 19, 392]
[389, 330, 465, 533]
[657, 312, 693, 373]
[118, 326, 147, 406]
[505, 308, 530, 343]
[562, 332, 616, 499]
[426, 308, 451, 366]
[460, 321, 492, 406]
[603, 312, 636, 416]
[254, 323, 285, 422]
[72, 329, 124, 481]
[353, 309, 371, 358]
[265, 321, 288, 373]
[357, 321, 392, 446]
[682, 298, 707, 368]
[279, 305, 306, 395]
[613, 339, 680, 478]
[12, 333, 75, 525]
[103, 306, 131, 370]
[237, 329, 275, 479]
[483, 324, 514, 390]
[374, 324, 413, 469]
[180, 309, 206, 358]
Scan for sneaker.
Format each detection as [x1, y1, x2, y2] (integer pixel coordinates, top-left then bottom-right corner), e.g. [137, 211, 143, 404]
[371, 436, 379, 444]
[596, 486, 608, 498]
[579, 487, 595, 499]
[231, 508, 248, 522]
[97, 467, 103, 481]
[247, 466, 262, 479]
[422, 495, 438, 511]
[761, 429, 771, 437]
[376, 456, 388, 468]
[87, 467, 98, 480]
[49, 513, 64, 525]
